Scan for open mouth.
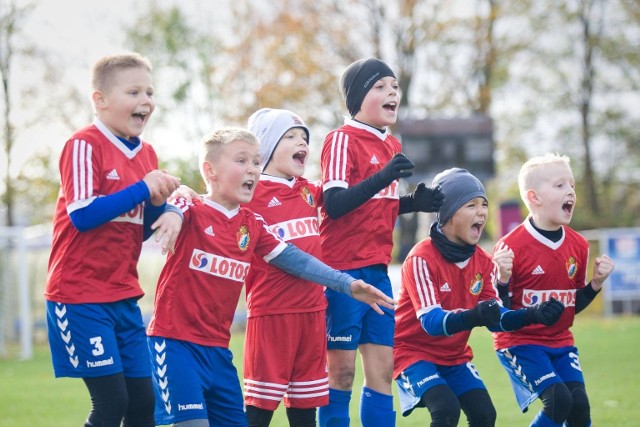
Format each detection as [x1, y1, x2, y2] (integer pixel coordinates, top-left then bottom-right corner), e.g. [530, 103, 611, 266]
[293, 150, 307, 165]
[383, 102, 397, 112]
[242, 180, 255, 191]
[132, 112, 148, 123]
[472, 221, 484, 234]
[562, 201, 574, 214]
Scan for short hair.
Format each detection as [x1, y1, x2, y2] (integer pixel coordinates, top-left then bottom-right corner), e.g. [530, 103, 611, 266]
[91, 52, 152, 92]
[518, 153, 571, 209]
[199, 128, 259, 186]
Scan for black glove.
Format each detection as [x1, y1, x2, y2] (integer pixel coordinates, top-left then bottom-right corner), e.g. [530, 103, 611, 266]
[463, 299, 501, 328]
[375, 153, 414, 187]
[412, 183, 444, 213]
[524, 298, 565, 326]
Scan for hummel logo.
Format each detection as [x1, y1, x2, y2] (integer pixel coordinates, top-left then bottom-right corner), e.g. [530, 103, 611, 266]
[106, 169, 120, 180]
[440, 282, 451, 292]
[204, 226, 215, 236]
[370, 155, 380, 165]
[531, 265, 545, 275]
[268, 197, 282, 208]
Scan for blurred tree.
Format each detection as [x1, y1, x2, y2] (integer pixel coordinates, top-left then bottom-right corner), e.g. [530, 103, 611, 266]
[0, 0, 35, 226]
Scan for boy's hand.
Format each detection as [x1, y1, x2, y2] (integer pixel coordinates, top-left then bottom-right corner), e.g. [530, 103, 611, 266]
[591, 254, 614, 291]
[524, 298, 565, 326]
[169, 184, 202, 204]
[150, 211, 183, 254]
[412, 183, 444, 213]
[378, 153, 414, 186]
[350, 280, 397, 315]
[464, 299, 501, 328]
[144, 170, 181, 206]
[493, 242, 514, 284]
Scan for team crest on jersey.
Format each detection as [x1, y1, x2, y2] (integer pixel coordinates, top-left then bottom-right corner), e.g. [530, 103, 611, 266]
[237, 225, 250, 251]
[469, 273, 483, 295]
[300, 186, 315, 207]
[566, 256, 578, 279]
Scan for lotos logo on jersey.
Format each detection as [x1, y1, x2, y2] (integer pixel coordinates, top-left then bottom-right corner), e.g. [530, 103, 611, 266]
[522, 289, 576, 307]
[189, 248, 250, 282]
[300, 186, 316, 207]
[566, 256, 578, 279]
[112, 203, 144, 225]
[237, 225, 250, 251]
[469, 273, 483, 295]
[373, 180, 400, 200]
[269, 217, 319, 242]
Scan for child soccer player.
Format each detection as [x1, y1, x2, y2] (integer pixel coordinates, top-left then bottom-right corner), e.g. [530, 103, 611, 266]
[493, 153, 614, 427]
[44, 53, 182, 427]
[146, 128, 396, 427]
[318, 57, 443, 427]
[393, 167, 565, 426]
[242, 108, 327, 426]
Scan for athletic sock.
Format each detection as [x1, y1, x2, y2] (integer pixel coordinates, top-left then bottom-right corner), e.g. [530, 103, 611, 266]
[360, 386, 395, 427]
[318, 388, 351, 427]
[531, 410, 564, 427]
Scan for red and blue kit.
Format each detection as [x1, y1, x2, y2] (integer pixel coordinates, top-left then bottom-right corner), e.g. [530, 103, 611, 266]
[394, 238, 499, 377]
[147, 198, 287, 348]
[492, 220, 589, 350]
[45, 119, 158, 304]
[242, 175, 329, 411]
[244, 175, 326, 316]
[319, 119, 401, 270]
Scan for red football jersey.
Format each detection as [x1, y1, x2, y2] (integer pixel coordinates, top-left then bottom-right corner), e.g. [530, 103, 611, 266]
[243, 175, 327, 316]
[146, 198, 287, 348]
[319, 119, 402, 270]
[45, 119, 159, 304]
[492, 220, 589, 350]
[393, 238, 499, 377]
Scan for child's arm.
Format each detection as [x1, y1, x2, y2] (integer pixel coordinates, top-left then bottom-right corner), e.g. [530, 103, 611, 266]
[420, 299, 501, 336]
[495, 298, 565, 331]
[493, 242, 514, 308]
[323, 153, 414, 219]
[69, 170, 180, 232]
[147, 209, 183, 255]
[268, 243, 396, 313]
[575, 254, 615, 314]
[398, 183, 444, 214]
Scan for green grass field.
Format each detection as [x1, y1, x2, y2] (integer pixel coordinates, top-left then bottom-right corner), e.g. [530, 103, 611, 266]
[1, 316, 638, 426]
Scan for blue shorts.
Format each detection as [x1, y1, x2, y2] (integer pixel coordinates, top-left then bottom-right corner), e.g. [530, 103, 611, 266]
[496, 344, 585, 412]
[325, 265, 395, 350]
[395, 360, 488, 417]
[148, 337, 247, 426]
[46, 299, 150, 378]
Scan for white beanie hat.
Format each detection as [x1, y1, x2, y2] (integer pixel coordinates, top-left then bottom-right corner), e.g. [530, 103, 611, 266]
[247, 108, 310, 170]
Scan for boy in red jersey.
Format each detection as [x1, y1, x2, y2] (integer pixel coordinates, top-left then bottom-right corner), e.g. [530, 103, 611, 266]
[393, 167, 565, 426]
[243, 108, 327, 426]
[493, 153, 614, 427]
[146, 128, 396, 426]
[318, 58, 444, 427]
[44, 53, 181, 427]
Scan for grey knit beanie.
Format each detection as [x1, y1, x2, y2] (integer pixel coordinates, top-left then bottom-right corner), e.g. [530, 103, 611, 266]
[433, 168, 487, 226]
[247, 108, 310, 170]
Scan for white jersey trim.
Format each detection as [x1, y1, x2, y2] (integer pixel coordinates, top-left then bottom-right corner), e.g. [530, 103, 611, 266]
[93, 117, 143, 159]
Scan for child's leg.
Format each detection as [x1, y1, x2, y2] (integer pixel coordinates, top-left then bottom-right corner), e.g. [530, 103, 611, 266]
[246, 405, 274, 427]
[285, 407, 316, 427]
[83, 373, 128, 427]
[122, 376, 155, 427]
[318, 388, 352, 427]
[564, 382, 591, 427]
[360, 386, 396, 427]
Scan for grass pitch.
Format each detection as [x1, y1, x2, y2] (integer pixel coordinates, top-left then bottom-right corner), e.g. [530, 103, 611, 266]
[1, 316, 638, 426]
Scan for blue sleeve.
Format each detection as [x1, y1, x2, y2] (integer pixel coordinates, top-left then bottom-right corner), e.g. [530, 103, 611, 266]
[493, 306, 526, 332]
[419, 307, 448, 336]
[268, 243, 354, 296]
[142, 203, 184, 240]
[68, 181, 150, 232]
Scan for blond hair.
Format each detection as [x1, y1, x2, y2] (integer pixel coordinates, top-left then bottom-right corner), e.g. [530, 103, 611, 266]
[518, 153, 571, 209]
[199, 128, 259, 187]
[91, 52, 152, 92]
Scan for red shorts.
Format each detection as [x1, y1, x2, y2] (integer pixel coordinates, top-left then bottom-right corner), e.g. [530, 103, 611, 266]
[243, 310, 329, 410]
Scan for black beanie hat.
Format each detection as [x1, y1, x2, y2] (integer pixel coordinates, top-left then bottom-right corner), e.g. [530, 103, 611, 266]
[340, 58, 396, 117]
[433, 168, 487, 227]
